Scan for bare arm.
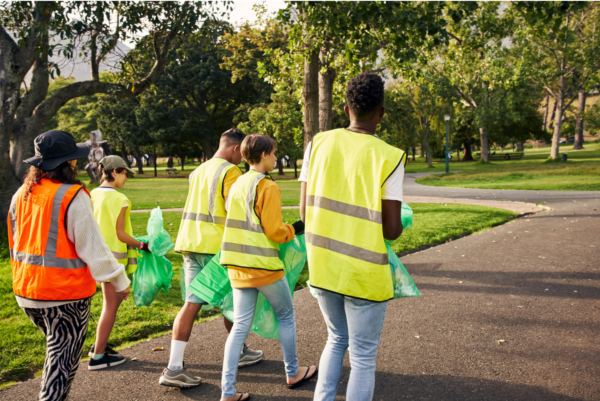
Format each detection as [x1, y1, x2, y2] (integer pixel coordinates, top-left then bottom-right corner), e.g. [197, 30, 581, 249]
[300, 182, 307, 222]
[116, 207, 142, 248]
[382, 200, 403, 241]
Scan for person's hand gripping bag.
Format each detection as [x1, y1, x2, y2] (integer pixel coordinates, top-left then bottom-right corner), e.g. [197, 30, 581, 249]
[132, 207, 175, 307]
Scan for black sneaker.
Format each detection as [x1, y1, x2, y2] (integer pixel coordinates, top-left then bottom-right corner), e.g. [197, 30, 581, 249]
[88, 344, 119, 357]
[88, 353, 127, 370]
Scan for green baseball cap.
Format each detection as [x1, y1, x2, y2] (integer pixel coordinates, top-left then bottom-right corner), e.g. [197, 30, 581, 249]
[99, 155, 136, 176]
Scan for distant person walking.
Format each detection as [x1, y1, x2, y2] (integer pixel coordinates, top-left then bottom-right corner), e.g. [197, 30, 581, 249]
[159, 129, 263, 389]
[219, 134, 317, 401]
[88, 155, 147, 370]
[299, 73, 407, 401]
[8, 131, 131, 401]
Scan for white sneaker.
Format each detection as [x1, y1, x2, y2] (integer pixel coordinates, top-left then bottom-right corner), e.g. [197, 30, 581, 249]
[238, 344, 264, 367]
[159, 366, 202, 388]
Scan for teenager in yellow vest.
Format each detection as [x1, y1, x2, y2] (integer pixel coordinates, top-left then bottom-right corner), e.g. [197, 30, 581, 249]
[89, 155, 147, 370]
[159, 129, 263, 389]
[219, 135, 317, 401]
[299, 73, 406, 401]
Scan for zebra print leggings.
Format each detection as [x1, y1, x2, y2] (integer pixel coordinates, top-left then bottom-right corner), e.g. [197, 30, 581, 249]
[22, 298, 92, 401]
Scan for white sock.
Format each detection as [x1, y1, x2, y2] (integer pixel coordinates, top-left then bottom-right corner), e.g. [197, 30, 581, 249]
[168, 340, 188, 371]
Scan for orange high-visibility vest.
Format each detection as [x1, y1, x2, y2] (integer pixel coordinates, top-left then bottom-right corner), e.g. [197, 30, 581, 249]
[8, 179, 97, 301]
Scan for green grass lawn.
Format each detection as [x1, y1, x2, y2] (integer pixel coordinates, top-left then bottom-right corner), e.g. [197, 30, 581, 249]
[0, 203, 516, 386]
[409, 141, 600, 191]
[416, 162, 600, 191]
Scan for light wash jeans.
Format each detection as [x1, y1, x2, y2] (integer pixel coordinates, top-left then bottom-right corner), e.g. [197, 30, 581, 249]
[181, 253, 213, 303]
[313, 288, 388, 401]
[221, 276, 299, 397]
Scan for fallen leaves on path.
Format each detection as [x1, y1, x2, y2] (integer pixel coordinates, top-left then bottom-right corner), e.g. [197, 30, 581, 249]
[497, 339, 506, 345]
[153, 347, 164, 351]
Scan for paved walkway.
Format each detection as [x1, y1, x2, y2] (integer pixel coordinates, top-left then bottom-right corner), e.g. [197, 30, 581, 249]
[4, 176, 599, 400]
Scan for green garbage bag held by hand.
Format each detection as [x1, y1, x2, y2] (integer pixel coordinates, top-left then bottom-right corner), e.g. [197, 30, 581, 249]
[389, 202, 420, 298]
[188, 235, 308, 340]
[132, 207, 175, 307]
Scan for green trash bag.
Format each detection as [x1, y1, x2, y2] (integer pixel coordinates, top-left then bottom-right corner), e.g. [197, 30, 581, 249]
[390, 202, 419, 298]
[401, 202, 413, 230]
[186, 251, 230, 306]
[132, 207, 175, 307]
[188, 235, 307, 339]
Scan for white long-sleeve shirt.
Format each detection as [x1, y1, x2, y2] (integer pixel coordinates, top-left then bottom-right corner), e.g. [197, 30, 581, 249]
[16, 190, 130, 309]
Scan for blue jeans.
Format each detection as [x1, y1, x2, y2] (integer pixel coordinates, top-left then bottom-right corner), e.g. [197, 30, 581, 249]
[221, 276, 299, 397]
[313, 288, 388, 401]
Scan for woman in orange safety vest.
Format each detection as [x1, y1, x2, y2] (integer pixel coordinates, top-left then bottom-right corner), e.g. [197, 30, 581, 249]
[8, 130, 131, 401]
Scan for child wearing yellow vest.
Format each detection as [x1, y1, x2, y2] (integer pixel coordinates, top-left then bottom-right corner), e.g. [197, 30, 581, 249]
[89, 155, 149, 370]
[219, 135, 317, 401]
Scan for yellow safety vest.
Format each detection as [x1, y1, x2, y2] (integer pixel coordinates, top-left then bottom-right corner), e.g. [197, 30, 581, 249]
[175, 158, 240, 254]
[90, 188, 138, 275]
[220, 170, 284, 271]
[306, 128, 406, 302]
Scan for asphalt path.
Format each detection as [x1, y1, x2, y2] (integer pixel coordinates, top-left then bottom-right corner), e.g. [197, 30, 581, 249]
[4, 176, 599, 400]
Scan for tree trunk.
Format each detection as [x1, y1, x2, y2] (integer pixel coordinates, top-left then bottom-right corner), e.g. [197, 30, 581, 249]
[543, 92, 550, 131]
[411, 147, 416, 161]
[550, 86, 564, 160]
[479, 127, 489, 162]
[303, 50, 319, 150]
[153, 145, 158, 178]
[318, 48, 336, 132]
[516, 142, 524, 152]
[133, 148, 144, 174]
[548, 96, 558, 131]
[463, 141, 473, 161]
[167, 156, 174, 168]
[180, 155, 185, 171]
[424, 123, 433, 168]
[293, 160, 298, 179]
[201, 140, 214, 160]
[419, 145, 424, 157]
[456, 146, 460, 162]
[573, 90, 586, 150]
[276, 157, 285, 176]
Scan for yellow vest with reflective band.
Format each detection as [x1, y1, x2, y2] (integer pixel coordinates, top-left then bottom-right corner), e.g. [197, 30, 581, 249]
[175, 158, 240, 254]
[306, 129, 406, 302]
[90, 189, 138, 275]
[220, 170, 284, 271]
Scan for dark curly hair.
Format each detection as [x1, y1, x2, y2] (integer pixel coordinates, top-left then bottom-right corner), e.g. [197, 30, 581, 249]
[22, 162, 85, 201]
[345, 72, 385, 119]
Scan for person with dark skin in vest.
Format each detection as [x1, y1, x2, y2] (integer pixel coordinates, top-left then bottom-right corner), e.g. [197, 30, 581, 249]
[299, 73, 406, 401]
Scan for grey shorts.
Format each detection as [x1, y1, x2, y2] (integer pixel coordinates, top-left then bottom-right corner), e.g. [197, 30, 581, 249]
[181, 253, 215, 304]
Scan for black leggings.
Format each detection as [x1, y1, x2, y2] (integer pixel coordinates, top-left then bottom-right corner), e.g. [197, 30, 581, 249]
[22, 298, 91, 401]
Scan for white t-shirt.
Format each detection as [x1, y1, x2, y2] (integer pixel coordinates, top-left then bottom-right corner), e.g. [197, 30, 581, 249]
[298, 141, 404, 202]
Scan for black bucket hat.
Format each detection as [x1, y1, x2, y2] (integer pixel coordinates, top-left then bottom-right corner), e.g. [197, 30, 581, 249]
[24, 130, 90, 171]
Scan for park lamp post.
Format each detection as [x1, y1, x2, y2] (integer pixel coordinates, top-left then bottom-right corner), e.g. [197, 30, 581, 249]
[444, 114, 451, 173]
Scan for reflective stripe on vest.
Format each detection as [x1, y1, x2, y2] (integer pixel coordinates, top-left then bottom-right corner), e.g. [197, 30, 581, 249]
[9, 180, 96, 301]
[306, 129, 405, 302]
[220, 170, 283, 271]
[175, 158, 239, 254]
[90, 189, 138, 275]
